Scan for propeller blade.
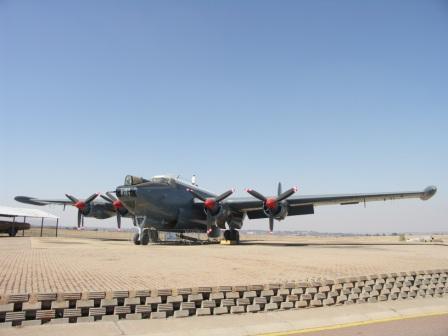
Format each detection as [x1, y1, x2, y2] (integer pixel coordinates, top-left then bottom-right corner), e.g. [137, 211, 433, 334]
[117, 213, 121, 230]
[84, 192, 100, 204]
[187, 188, 207, 201]
[106, 192, 117, 202]
[269, 217, 274, 233]
[277, 182, 282, 196]
[206, 211, 213, 234]
[246, 189, 267, 202]
[215, 189, 234, 202]
[100, 194, 114, 203]
[276, 187, 297, 202]
[77, 210, 82, 228]
[65, 194, 79, 203]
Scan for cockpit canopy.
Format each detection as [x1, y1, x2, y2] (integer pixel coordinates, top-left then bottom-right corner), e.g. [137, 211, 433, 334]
[124, 175, 149, 186]
[124, 175, 176, 186]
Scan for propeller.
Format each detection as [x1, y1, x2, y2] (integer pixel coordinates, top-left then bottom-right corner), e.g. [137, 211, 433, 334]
[246, 182, 298, 233]
[65, 193, 100, 228]
[100, 192, 128, 230]
[187, 188, 234, 234]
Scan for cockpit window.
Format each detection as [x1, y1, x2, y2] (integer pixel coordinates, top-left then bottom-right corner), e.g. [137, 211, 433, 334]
[124, 175, 149, 186]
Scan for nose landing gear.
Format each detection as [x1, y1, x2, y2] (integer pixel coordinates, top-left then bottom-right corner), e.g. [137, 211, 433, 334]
[133, 228, 159, 246]
[223, 229, 240, 243]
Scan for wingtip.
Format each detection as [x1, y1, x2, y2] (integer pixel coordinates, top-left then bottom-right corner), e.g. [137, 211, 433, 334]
[421, 185, 437, 200]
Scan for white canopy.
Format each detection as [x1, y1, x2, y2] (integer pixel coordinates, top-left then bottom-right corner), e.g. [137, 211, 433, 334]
[0, 206, 59, 219]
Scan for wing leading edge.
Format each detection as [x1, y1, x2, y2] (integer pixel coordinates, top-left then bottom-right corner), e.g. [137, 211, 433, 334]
[224, 186, 437, 215]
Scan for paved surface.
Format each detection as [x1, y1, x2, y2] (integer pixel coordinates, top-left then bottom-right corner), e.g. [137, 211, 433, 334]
[0, 296, 447, 336]
[294, 314, 448, 336]
[0, 234, 447, 294]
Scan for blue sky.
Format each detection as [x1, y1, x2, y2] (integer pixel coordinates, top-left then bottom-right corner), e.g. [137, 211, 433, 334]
[1, 0, 447, 233]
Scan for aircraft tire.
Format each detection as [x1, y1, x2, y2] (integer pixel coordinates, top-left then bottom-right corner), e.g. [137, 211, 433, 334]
[140, 231, 150, 245]
[224, 230, 231, 241]
[133, 233, 141, 245]
[149, 230, 159, 242]
[8, 228, 17, 237]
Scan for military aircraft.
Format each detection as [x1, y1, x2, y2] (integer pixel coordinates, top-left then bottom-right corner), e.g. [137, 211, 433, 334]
[113, 175, 437, 245]
[15, 192, 133, 229]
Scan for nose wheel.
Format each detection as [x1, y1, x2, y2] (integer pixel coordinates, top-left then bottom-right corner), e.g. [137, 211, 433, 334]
[133, 229, 159, 246]
[223, 229, 240, 243]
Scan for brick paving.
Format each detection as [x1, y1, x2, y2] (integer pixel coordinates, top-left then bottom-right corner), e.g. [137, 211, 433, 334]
[0, 235, 447, 294]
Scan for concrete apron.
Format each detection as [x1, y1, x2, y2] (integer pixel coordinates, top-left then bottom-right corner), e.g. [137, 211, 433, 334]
[0, 296, 447, 336]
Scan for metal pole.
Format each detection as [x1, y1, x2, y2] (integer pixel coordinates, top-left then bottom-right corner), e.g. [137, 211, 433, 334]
[40, 217, 44, 237]
[55, 218, 59, 237]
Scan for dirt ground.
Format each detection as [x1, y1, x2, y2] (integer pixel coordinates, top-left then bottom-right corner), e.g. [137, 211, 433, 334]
[0, 231, 447, 294]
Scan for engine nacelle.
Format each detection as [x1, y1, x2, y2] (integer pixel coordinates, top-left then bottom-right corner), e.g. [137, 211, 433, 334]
[264, 202, 288, 220]
[226, 211, 245, 230]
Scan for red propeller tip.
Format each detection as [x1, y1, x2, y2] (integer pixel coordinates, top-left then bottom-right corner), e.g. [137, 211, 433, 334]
[245, 188, 252, 192]
[293, 186, 299, 192]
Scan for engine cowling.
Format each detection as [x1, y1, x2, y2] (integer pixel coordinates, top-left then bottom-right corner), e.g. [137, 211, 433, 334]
[263, 202, 288, 221]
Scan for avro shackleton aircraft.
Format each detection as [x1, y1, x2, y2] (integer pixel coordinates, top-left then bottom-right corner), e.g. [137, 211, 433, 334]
[16, 174, 437, 246]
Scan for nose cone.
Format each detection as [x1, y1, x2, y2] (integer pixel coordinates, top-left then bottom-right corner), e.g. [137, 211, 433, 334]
[421, 186, 437, 200]
[204, 198, 216, 210]
[265, 198, 277, 210]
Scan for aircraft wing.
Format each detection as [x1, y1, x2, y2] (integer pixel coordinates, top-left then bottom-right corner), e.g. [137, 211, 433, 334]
[14, 196, 73, 206]
[224, 186, 437, 219]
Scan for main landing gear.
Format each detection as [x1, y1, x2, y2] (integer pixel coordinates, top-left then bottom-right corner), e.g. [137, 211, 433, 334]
[133, 229, 159, 246]
[223, 229, 240, 243]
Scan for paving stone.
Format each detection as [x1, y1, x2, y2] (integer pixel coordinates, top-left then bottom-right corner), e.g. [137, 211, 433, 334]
[310, 299, 322, 307]
[7, 294, 29, 303]
[327, 291, 339, 298]
[243, 291, 257, 299]
[201, 300, 216, 309]
[76, 300, 95, 308]
[77, 316, 95, 322]
[264, 303, 278, 311]
[150, 312, 166, 319]
[100, 299, 117, 307]
[253, 297, 267, 305]
[0, 304, 14, 313]
[114, 306, 131, 315]
[51, 301, 69, 309]
[280, 301, 294, 309]
[291, 288, 304, 295]
[36, 309, 56, 320]
[213, 307, 228, 315]
[157, 303, 173, 313]
[305, 287, 317, 294]
[63, 308, 81, 317]
[230, 305, 245, 314]
[187, 294, 203, 303]
[286, 294, 299, 302]
[180, 302, 196, 311]
[146, 297, 162, 305]
[124, 297, 141, 306]
[173, 310, 189, 318]
[261, 290, 274, 298]
[221, 299, 235, 307]
[246, 304, 260, 313]
[278, 289, 290, 296]
[166, 295, 183, 304]
[236, 298, 251, 306]
[135, 305, 151, 313]
[22, 302, 42, 311]
[89, 307, 106, 316]
[314, 293, 326, 300]
[270, 296, 283, 304]
[300, 294, 312, 301]
[210, 293, 224, 301]
[295, 300, 308, 308]
[196, 308, 211, 316]
[102, 315, 119, 321]
[5, 311, 26, 322]
[225, 292, 240, 299]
